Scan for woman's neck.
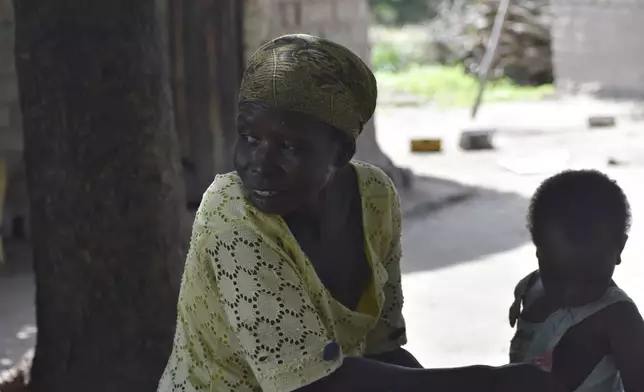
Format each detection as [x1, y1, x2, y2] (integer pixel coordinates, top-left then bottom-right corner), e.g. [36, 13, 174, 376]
[284, 164, 355, 233]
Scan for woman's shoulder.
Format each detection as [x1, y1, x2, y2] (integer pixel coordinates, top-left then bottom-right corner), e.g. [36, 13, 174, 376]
[194, 172, 282, 234]
[199, 171, 247, 219]
[351, 160, 400, 201]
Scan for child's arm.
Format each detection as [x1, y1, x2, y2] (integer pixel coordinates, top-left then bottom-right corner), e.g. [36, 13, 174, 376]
[607, 301, 644, 391]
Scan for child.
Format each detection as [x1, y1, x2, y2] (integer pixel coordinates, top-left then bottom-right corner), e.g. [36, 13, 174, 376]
[509, 170, 644, 392]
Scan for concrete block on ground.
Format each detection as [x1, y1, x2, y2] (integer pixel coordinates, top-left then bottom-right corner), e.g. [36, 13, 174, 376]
[458, 128, 496, 151]
[587, 116, 616, 128]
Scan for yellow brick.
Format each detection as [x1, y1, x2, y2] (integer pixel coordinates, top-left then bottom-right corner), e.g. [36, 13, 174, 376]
[410, 139, 442, 152]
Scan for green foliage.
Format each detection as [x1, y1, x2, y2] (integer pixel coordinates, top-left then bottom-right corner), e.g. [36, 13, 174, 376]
[372, 43, 405, 72]
[371, 26, 437, 72]
[369, 0, 433, 25]
[376, 65, 555, 107]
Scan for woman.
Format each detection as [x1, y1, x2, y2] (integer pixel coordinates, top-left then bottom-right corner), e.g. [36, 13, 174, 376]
[158, 34, 562, 392]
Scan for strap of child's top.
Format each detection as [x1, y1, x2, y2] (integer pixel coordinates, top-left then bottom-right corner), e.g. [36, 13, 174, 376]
[532, 286, 633, 355]
[509, 270, 540, 327]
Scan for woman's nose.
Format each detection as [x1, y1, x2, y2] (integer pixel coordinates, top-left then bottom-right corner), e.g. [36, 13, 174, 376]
[250, 142, 278, 176]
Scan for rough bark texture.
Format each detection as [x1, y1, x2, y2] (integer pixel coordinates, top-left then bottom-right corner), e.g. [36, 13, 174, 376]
[13, 0, 188, 391]
[170, 0, 244, 205]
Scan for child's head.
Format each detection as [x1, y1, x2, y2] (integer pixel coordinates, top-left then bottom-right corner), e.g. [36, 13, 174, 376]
[528, 170, 631, 306]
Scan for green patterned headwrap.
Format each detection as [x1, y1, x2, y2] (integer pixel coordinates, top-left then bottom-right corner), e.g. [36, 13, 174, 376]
[239, 34, 378, 139]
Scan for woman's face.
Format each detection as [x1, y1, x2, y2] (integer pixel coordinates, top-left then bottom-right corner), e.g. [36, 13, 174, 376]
[234, 103, 349, 215]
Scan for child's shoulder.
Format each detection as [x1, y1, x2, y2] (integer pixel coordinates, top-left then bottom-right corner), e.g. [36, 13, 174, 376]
[564, 285, 639, 334]
[597, 286, 641, 328]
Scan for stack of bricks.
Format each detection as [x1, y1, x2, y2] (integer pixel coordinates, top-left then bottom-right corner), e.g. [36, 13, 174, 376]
[551, 0, 644, 98]
[244, 0, 372, 66]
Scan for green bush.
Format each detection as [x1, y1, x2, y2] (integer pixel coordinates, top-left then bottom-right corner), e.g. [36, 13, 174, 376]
[370, 26, 437, 72]
[369, 0, 433, 25]
[372, 43, 404, 72]
[376, 65, 555, 107]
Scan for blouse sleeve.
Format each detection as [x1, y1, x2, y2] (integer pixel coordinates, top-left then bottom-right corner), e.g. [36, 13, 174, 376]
[364, 181, 408, 355]
[167, 217, 343, 392]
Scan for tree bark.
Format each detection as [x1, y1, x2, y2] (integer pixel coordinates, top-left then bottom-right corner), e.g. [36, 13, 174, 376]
[355, 120, 414, 189]
[13, 0, 188, 391]
[170, 0, 244, 206]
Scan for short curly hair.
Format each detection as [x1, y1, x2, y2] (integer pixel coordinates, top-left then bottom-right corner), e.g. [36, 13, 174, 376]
[528, 170, 631, 248]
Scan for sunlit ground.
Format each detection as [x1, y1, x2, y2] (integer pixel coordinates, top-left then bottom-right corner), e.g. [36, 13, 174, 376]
[376, 98, 644, 368]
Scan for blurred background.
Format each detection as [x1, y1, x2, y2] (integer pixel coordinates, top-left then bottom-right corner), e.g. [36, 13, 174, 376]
[2, 0, 644, 389]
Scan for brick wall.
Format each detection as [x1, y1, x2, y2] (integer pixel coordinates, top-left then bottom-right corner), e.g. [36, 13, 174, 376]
[551, 0, 644, 98]
[244, 0, 372, 66]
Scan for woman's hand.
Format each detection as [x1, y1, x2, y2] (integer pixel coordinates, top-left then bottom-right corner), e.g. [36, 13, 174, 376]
[491, 363, 566, 392]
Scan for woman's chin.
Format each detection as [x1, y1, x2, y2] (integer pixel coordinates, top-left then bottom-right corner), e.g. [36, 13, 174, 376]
[247, 193, 293, 216]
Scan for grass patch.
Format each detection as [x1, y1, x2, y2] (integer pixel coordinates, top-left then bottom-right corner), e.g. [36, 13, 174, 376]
[376, 65, 555, 107]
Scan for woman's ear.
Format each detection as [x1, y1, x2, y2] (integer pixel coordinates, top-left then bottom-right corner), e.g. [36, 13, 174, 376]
[335, 137, 356, 167]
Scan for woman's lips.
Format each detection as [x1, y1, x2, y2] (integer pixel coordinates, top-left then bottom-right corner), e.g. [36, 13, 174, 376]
[252, 189, 281, 197]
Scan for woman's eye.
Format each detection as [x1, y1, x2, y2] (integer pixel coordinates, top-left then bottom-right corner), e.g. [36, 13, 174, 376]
[241, 134, 259, 145]
[281, 141, 296, 151]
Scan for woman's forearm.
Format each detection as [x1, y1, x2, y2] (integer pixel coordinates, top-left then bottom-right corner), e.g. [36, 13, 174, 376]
[300, 356, 493, 392]
[366, 347, 424, 368]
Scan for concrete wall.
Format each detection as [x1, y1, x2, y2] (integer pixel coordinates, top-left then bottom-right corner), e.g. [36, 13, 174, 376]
[551, 0, 644, 98]
[244, 0, 372, 65]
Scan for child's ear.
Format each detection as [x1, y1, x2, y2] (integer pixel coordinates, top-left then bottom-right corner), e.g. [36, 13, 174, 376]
[621, 234, 629, 251]
[616, 234, 628, 265]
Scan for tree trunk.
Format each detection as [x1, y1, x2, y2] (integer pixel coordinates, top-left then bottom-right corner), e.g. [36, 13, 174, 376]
[170, 0, 244, 206]
[13, 0, 188, 391]
[347, 4, 414, 190]
[355, 115, 414, 190]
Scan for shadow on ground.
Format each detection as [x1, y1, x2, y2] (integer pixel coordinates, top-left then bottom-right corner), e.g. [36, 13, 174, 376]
[401, 183, 531, 274]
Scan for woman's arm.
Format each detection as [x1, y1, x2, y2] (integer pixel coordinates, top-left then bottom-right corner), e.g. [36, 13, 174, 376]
[299, 357, 564, 392]
[363, 171, 411, 359]
[366, 347, 423, 368]
[300, 357, 492, 392]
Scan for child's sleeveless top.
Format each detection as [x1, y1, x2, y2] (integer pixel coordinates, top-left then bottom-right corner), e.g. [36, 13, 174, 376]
[509, 271, 632, 392]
